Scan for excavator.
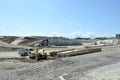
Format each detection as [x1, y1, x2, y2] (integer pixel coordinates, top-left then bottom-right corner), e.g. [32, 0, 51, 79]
[28, 44, 47, 61]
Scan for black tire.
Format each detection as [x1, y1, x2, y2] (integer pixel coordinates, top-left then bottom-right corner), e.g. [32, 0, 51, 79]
[36, 54, 42, 61]
[29, 56, 32, 59]
[42, 55, 47, 59]
[24, 52, 28, 56]
[20, 54, 24, 56]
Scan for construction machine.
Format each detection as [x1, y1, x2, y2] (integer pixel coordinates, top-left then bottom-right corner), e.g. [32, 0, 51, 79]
[28, 44, 47, 61]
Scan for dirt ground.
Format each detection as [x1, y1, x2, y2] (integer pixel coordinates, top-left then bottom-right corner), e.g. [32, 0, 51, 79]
[0, 45, 120, 80]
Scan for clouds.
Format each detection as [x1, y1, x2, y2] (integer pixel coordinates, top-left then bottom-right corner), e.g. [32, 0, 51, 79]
[38, 32, 114, 38]
[72, 32, 95, 38]
[72, 32, 114, 38]
[47, 32, 114, 38]
[0, 27, 114, 38]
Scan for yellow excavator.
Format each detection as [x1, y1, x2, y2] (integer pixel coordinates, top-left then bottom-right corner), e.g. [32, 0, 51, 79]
[28, 44, 47, 61]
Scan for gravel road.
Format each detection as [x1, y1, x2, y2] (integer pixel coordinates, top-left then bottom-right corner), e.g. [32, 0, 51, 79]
[0, 46, 120, 80]
[79, 62, 120, 80]
[0, 52, 20, 58]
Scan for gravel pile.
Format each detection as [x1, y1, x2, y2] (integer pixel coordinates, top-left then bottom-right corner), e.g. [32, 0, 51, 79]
[48, 38, 82, 46]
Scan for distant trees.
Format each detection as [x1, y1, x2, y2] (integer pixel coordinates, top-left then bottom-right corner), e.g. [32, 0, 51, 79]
[75, 37, 91, 40]
[95, 37, 114, 40]
[75, 37, 114, 40]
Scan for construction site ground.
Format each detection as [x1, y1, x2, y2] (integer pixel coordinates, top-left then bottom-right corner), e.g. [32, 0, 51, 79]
[0, 45, 120, 80]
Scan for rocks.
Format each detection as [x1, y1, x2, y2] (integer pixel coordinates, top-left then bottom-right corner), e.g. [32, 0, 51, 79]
[1, 48, 120, 80]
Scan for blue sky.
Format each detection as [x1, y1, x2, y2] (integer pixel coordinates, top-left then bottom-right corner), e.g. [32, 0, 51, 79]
[0, 0, 120, 38]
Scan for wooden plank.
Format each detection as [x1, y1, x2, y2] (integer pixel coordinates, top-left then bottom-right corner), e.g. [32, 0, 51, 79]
[49, 49, 75, 56]
[56, 48, 102, 58]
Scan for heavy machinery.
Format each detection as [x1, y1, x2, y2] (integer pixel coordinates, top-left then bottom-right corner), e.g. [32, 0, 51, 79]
[28, 44, 47, 61]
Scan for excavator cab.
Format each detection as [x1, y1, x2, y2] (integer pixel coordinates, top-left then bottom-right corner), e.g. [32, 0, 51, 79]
[28, 44, 47, 60]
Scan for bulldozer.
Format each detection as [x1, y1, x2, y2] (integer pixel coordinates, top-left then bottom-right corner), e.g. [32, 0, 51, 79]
[28, 44, 47, 61]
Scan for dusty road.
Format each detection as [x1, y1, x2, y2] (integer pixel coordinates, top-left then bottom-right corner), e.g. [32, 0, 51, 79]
[79, 62, 120, 80]
[0, 46, 120, 80]
[0, 52, 20, 58]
